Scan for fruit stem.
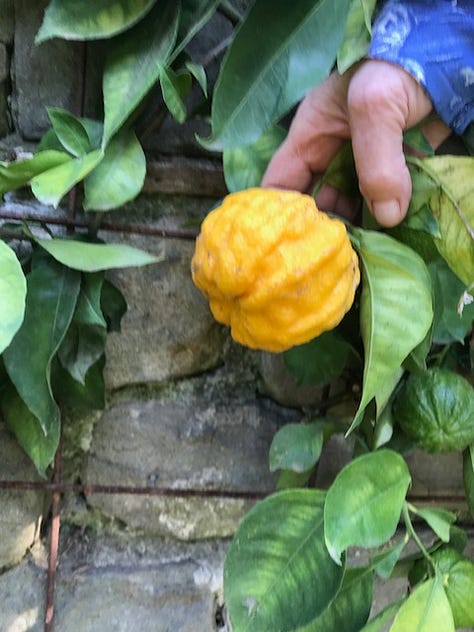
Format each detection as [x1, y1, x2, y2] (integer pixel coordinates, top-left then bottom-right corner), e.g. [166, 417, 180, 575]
[402, 502, 436, 575]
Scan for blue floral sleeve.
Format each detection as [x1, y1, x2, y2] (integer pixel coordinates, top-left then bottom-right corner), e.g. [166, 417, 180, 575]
[368, 0, 474, 134]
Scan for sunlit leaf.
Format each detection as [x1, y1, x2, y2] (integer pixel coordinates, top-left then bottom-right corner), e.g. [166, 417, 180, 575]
[205, 0, 350, 149]
[36, 0, 157, 42]
[34, 237, 162, 272]
[432, 547, 474, 628]
[224, 489, 344, 631]
[350, 230, 433, 431]
[102, 0, 179, 145]
[324, 450, 411, 564]
[84, 128, 146, 211]
[47, 107, 92, 157]
[0, 150, 70, 195]
[0, 240, 26, 354]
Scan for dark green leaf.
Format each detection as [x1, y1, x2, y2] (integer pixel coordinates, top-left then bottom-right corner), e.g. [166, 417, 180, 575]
[463, 443, 474, 518]
[324, 450, 411, 564]
[103, 0, 179, 145]
[350, 230, 433, 431]
[0, 150, 70, 195]
[224, 489, 344, 631]
[3, 257, 81, 434]
[269, 421, 324, 473]
[52, 355, 105, 412]
[100, 279, 127, 332]
[34, 237, 162, 271]
[283, 331, 351, 386]
[429, 259, 474, 344]
[36, 0, 157, 42]
[47, 107, 92, 157]
[160, 67, 191, 124]
[223, 124, 287, 192]
[0, 240, 26, 354]
[205, 0, 350, 149]
[390, 575, 455, 632]
[404, 127, 435, 157]
[319, 141, 358, 197]
[84, 128, 146, 211]
[31, 149, 103, 208]
[299, 567, 374, 631]
[337, 0, 377, 73]
[0, 379, 59, 477]
[174, 0, 221, 59]
[185, 61, 207, 96]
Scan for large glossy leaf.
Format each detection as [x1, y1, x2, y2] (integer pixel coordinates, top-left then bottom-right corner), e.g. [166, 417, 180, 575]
[0, 151, 70, 195]
[102, 0, 179, 145]
[0, 379, 59, 477]
[324, 450, 411, 564]
[57, 273, 107, 385]
[298, 567, 374, 631]
[224, 489, 344, 631]
[3, 257, 81, 435]
[349, 229, 433, 431]
[432, 547, 474, 629]
[36, 0, 157, 42]
[223, 124, 287, 192]
[47, 107, 91, 157]
[84, 128, 146, 211]
[389, 575, 455, 632]
[0, 240, 26, 354]
[283, 331, 352, 386]
[205, 0, 350, 149]
[337, 0, 377, 73]
[269, 421, 324, 473]
[418, 156, 474, 286]
[35, 237, 161, 272]
[31, 149, 103, 208]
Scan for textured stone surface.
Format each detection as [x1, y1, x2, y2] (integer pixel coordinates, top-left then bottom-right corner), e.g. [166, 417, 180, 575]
[11, 0, 84, 139]
[86, 350, 299, 538]
[103, 232, 227, 389]
[0, 0, 14, 45]
[0, 422, 45, 569]
[54, 528, 227, 632]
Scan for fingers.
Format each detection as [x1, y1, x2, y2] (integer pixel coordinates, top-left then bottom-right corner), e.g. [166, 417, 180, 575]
[347, 61, 433, 227]
[262, 72, 352, 193]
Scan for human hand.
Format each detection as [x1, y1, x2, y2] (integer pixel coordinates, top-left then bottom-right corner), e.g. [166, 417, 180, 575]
[262, 59, 451, 227]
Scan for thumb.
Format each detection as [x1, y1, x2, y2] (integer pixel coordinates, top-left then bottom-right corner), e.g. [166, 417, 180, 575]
[347, 61, 433, 227]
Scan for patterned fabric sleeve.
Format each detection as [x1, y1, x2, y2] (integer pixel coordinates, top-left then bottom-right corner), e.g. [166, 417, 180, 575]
[368, 0, 474, 134]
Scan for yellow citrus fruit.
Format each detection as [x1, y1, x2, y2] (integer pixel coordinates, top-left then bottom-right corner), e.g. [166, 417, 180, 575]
[191, 187, 360, 352]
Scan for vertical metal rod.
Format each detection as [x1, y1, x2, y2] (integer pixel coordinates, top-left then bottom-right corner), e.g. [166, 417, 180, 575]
[44, 439, 62, 632]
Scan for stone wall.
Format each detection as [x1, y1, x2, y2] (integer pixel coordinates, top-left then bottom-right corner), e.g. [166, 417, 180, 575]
[0, 3, 471, 631]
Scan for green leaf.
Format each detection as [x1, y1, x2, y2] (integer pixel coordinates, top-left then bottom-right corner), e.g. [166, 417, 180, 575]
[418, 156, 474, 286]
[409, 505, 456, 543]
[324, 450, 411, 564]
[0, 240, 26, 354]
[463, 443, 474, 518]
[205, 0, 350, 149]
[432, 547, 474, 629]
[389, 575, 455, 632]
[84, 127, 146, 211]
[283, 331, 352, 386]
[370, 537, 408, 579]
[298, 567, 374, 631]
[224, 489, 344, 631]
[34, 237, 162, 272]
[174, 0, 221, 59]
[185, 61, 207, 96]
[3, 257, 81, 435]
[319, 141, 358, 197]
[47, 107, 92, 157]
[52, 355, 105, 412]
[223, 124, 287, 192]
[350, 230, 433, 432]
[429, 258, 474, 344]
[0, 150, 71, 195]
[360, 599, 405, 632]
[57, 273, 107, 384]
[102, 0, 179, 145]
[269, 422, 324, 473]
[0, 379, 59, 477]
[160, 67, 191, 124]
[100, 279, 127, 332]
[276, 468, 313, 490]
[36, 0, 157, 42]
[31, 149, 103, 208]
[337, 0, 377, 73]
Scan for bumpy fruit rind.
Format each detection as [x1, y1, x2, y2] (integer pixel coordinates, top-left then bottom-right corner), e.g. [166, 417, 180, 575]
[191, 187, 360, 352]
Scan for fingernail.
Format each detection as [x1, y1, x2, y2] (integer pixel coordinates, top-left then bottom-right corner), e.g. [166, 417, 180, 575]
[372, 200, 402, 227]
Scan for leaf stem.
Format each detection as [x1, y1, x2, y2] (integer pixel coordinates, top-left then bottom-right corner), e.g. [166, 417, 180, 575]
[402, 502, 435, 574]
